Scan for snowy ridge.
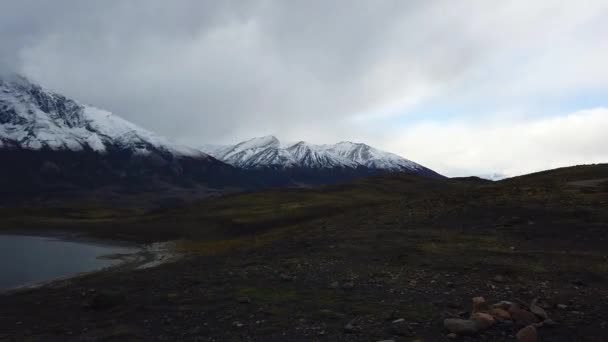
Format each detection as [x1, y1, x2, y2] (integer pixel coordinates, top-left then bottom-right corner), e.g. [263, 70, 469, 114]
[201, 135, 427, 172]
[0, 74, 205, 157]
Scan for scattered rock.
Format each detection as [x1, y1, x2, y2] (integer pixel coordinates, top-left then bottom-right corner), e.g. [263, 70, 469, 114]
[490, 307, 511, 320]
[509, 304, 539, 326]
[472, 297, 488, 313]
[493, 301, 513, 310]
[444, 318, 478, 335]
[471, 312, 496, 330]
[529, 299, 549, 320]
[516, 325, 538, 342]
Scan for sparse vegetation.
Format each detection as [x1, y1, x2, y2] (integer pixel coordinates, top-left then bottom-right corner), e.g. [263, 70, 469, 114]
[1, 165, 608, 340]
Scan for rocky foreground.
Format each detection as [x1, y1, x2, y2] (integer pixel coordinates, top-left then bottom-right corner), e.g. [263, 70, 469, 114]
[1, 168, 607, 341]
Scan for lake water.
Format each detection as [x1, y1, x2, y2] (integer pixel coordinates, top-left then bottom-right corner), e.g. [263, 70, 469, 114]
[0, 234, 137, 289]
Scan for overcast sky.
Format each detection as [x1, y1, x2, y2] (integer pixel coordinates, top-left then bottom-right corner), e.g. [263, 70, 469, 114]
[1, 0, 607, 177]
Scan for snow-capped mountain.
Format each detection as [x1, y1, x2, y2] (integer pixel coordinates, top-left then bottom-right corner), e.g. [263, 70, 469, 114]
[201, 136, 442, 178]
[0, 74, 257, 200]
[0, 74, 442, 202]
[0, 74, 203, 157]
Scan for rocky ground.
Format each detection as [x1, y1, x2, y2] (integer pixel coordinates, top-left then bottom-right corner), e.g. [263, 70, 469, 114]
[1, 166, 607, 341]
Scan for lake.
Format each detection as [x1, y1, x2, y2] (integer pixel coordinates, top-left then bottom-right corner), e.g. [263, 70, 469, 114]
[0, 234, 137, 289]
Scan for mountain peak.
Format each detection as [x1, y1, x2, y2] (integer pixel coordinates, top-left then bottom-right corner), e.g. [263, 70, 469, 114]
[0, 75, 205, 157]
[201, 137, 441, 177]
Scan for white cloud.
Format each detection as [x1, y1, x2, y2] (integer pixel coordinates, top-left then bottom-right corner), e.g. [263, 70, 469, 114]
[387, 108, 608, 177]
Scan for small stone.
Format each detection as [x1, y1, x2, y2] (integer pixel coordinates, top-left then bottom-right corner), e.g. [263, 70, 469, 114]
[444, 318, 478, 335]
[329, 281, 340, 289]
[493, 301, 513, 310]
[529, 300, 548, 320]
[516, 325, 538, 342]
[557, 304, 568, 310]
[472, 297, 488, 313]
[509, 304, 539, 326]
[232, 321, 244, 328]
[471, 312, 496, 330]
[490, 307, 511, 320]
[447, 282, 455, 288]
[447, 333, 458, 339]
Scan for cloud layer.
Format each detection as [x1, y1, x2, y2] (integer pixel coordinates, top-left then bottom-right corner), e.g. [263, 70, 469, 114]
[388, 108, 608, 177]
[1, 0, 607, 177]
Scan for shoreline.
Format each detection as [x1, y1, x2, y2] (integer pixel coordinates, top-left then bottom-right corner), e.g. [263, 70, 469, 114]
[0, 234, 182, 295]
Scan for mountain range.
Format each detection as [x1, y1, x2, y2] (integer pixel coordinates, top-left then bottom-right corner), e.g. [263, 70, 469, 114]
[201, 136, 441, 180]
[0, 74, 442, 202]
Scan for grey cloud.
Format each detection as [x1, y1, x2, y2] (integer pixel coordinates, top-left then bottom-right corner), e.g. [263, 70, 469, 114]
[1, 0, 607, 177]
[2, 0, 480, 144]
